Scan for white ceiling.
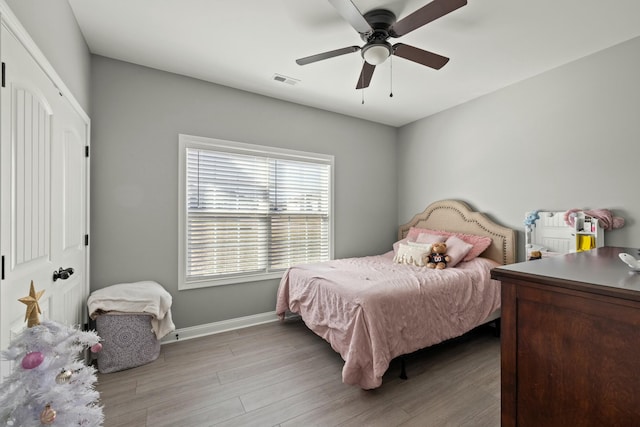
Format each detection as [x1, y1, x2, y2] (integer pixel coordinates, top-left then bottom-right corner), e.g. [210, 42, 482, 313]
[67, 0, 640, 127]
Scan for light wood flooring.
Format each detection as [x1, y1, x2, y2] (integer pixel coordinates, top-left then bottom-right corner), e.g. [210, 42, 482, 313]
[95, 319, 500, 427]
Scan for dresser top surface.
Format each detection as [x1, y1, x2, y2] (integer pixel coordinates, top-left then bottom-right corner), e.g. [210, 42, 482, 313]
[491, 246, 640, 295]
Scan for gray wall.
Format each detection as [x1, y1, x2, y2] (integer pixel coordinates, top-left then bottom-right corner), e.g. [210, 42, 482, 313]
[6, 0, 91, 113]
[10, 0, 640, 329]
[90, 56, 397, 328]
[397, 36, 640, 259]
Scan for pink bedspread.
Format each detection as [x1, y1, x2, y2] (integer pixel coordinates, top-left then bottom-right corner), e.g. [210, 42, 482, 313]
[275, 252, 501, 389]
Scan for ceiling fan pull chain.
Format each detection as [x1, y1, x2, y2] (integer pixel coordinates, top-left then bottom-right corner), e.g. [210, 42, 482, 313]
[389, 55, 394, 98]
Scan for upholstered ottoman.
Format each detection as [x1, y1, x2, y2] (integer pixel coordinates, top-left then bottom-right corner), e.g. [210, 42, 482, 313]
[88, 280, 175, 374]
[95, 313, 160, 373]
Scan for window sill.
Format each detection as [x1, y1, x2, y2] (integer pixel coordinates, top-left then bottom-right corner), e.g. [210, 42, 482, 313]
[178, 271, 284, 290]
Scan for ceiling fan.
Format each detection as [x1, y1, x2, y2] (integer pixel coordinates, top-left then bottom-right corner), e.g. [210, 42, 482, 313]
[296, 0, 467, 89]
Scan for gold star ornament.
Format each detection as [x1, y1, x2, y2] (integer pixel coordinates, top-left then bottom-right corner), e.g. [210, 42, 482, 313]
[18, 281, 45, 327]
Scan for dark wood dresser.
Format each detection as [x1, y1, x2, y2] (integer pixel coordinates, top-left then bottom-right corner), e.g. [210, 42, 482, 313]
[491, 246, 640, 427]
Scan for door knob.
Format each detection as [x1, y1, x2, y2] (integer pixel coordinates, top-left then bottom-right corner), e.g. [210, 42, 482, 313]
[53, 267, 74, 281]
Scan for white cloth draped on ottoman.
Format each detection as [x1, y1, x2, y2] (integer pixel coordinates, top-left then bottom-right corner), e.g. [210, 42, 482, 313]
[87, 281, 175, 373]
[87, 280, 175, 339]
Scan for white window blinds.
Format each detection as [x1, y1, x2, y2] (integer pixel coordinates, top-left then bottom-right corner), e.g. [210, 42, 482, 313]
[180, 135, 332, 288]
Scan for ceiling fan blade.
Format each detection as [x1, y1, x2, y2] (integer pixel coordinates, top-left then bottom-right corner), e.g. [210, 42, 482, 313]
[393, 43, 449, 69]
[296, 46, 360, 65]
[328, 0, 372, 34]
[391, 0, 467, 37]
[356, 62, 375, 89]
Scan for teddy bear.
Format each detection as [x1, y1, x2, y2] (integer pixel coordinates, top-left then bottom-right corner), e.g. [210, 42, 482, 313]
[427, 242, 451, 269]
[528, 250, 542, 261]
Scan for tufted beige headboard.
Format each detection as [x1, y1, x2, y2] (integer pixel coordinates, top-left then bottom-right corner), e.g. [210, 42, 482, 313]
[398, 199, 516, 265]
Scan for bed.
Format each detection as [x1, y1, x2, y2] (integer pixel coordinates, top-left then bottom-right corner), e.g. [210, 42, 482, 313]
[276, 199, 516, 389]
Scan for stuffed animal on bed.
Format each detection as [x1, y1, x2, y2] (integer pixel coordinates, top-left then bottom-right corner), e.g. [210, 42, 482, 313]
[427, 242, 451, 269]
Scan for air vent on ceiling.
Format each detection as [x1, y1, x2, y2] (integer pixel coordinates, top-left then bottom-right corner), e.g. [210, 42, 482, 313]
[272, 74, 300, 86]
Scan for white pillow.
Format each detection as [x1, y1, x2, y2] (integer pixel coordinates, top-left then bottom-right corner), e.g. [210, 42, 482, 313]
[393, 243, 432, 267]
[415, 232, 447, 245]
[407, 241, 433, 249]
[444, 236, 473, 267]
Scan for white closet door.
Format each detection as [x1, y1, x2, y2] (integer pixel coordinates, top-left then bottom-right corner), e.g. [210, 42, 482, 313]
[0, 22, 89, 381]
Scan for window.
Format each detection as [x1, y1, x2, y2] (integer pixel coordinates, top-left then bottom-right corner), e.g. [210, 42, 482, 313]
[178, 134, 334, 289]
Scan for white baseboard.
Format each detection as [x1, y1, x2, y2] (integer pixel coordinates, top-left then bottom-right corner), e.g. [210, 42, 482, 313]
[161, 311, 279, 344]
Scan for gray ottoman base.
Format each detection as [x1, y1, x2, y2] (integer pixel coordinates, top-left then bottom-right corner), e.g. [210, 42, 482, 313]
[95, 313, 160, 373]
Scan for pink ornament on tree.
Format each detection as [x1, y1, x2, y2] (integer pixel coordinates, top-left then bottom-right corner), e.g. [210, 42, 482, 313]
[90, 342, 103, 353]
[21, 351, 44, 369]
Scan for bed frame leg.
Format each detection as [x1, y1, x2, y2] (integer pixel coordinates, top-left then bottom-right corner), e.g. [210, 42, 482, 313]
[493, 318, 501, 337]
[399, 357, 408, 380]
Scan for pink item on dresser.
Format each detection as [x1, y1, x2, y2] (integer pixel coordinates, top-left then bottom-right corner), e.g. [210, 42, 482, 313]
[564, 208, 625, 231]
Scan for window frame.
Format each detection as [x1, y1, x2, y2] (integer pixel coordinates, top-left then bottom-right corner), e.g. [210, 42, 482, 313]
[178, 134, 334, 290]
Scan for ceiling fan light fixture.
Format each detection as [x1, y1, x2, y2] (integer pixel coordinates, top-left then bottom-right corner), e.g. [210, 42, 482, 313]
[297, 0, 467, 90]
[362, 42, 392, 65]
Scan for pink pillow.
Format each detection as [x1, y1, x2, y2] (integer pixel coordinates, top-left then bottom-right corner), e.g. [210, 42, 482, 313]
[458, 233, 493, 261]
[405, 227, 447, 243]
[405, 227, 429, 241]
[411, 228, 492, 262]
[443, 236, 473, 267]
[415, 232, 447, 245]
[395, 228, 446, 255]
